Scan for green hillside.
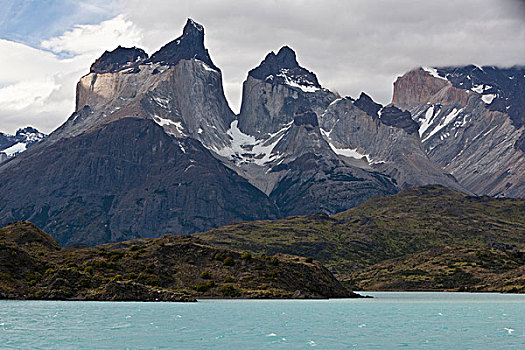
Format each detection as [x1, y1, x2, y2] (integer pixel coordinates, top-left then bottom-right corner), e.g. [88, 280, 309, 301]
[0, 222, 353, 301]
[199, 185, 525, 292]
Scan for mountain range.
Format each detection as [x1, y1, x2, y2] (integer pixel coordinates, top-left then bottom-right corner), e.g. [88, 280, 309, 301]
[0, 19, 523, 246]
[0, 127, 45, 163]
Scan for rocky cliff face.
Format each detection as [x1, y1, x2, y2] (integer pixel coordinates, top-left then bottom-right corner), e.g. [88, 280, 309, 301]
[0, 20, 275, 246]
[217, 47, 400, 215]
[393, 67, 524, 197]
[51, 18, 234, 151]
[0, 118, 278, 246]
[317, 93, 462, 190]
[238, 46, 336, 139]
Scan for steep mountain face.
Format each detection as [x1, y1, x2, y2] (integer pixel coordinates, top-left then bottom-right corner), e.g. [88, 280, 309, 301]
[318, 93, 462, 190]
[0, 127, 46, 162]
[50, 18, 234, 151]
[238, 46, 335, 138]
[0, 19, 277, 246]
[393, 66, 524, 197]
[0, 118, 278, 246]
[218, 47, 399, 215]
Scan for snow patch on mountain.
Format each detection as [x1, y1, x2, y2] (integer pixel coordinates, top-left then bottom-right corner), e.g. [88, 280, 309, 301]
[422, 67, 448, 81]
[422, 108, 464, 143]
[196, 59, 218, 73]
[418, 105, 437, 137]
[153, 115, 185, 136]
[481, 94, 496, 104]
[0, 127, 46, 161]
[321, 127, 379, 163]
[275, 69, 320, 93]
[215, 120, 292, 166]
[328, 142, 370, 161]
[2, 142, 27, 157]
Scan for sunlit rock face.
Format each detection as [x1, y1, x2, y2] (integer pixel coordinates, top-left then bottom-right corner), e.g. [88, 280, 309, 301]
[394, 66, 524, 197]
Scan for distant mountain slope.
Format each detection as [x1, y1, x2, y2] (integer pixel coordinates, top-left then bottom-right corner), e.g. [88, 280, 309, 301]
[0, 118, 278, 246]
[0, 222, 354, 300]
[0, 127, 45, 162]
[393, 66, 524, 197]
[199, 185, 525, 292]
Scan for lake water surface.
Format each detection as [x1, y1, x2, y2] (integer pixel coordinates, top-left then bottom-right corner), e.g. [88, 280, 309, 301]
[1, 292, 523, 349]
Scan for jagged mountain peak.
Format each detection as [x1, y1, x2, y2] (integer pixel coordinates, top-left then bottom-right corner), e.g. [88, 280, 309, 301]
[90, 46, 148, 74]
[15, 126, 41, 136]
[248, 45, 321, 92]
[379, 105, 419, 134]
[267, 46, 300, 69]
[354, 92, 382, 119]
[147, 18, 217, 70]
[184, 18, 204, 34]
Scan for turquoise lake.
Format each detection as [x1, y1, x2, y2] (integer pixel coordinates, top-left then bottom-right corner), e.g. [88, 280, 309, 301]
[1, 292, 524, 349]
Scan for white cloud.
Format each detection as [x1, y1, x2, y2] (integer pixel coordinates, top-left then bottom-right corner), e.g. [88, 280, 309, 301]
[0, 15, 142, 134]
[41, 14, 142, 55]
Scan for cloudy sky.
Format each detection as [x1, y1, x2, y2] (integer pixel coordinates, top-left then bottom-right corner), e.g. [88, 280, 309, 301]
[0, 0, 524, 134]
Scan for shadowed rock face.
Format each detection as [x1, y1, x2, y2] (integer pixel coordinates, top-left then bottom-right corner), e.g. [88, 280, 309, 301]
[0, 118, 278, 246]
[354, 92, 382, 119]
[393, 67, 524, 197]
[379, 106, 419, 135]
[90, 46, 148, 74]
[293, 108, 319, 127]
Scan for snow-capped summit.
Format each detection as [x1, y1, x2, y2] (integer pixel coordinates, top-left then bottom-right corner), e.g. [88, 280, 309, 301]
[249, 46, 321, 92]
[0, 126, 46, 161]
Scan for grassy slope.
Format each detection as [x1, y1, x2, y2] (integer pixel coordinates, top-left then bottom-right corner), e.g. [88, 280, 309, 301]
[0, 222, 353, 301]
[199, 185, 525, 292]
